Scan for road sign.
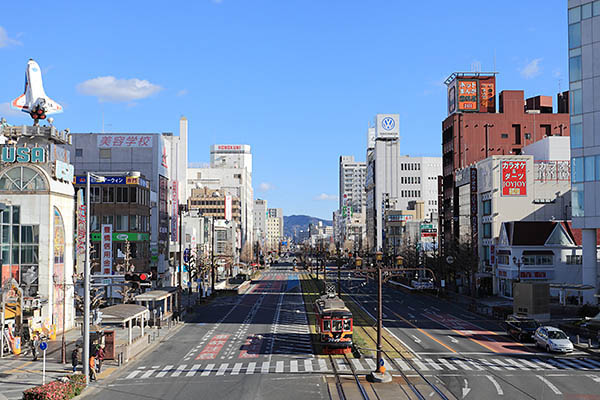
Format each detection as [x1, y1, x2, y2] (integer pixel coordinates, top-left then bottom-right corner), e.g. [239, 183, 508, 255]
[379, 358, 385, 366]
[446, 255, 455, 264]
[39, 341, 47, 351]
[40, 341, 47, 385]
[420, 224, 434, 230]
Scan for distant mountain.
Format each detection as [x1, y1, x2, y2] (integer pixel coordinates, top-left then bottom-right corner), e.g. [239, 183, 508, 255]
[284, 215, 332, 242]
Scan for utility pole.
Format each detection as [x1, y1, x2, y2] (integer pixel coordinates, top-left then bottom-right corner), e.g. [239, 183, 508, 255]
[370, 251, 391, 382]
[337, 248, 342, 297]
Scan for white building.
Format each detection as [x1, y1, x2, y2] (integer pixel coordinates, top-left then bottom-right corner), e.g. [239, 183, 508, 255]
[253, 199, 267, 248]
[397, 156, 442, 221]
[567, 1, 600, 303]
[339, 155, 366, 215]
[187, 144, 254, 250]
[266, 208, 283, 251]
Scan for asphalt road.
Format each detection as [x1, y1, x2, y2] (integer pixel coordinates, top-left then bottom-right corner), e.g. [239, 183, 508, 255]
[87, 265, 330, 400]
[334, 268, 600, 400]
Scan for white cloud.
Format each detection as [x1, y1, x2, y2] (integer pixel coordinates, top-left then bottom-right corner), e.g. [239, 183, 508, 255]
[176, 89, 188, 97]
[520, 58, 542, 79]
[314, 193, 337, 201]
[77, 76, 162, 102]
[0, 102, 25, 117]
[0, 27, 21, 48]
[259, 182, 274, 192]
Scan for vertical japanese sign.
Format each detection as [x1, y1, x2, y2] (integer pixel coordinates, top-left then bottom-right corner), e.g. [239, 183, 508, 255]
[224, 195, 232, 221]
[171, 181, 179, 242]
[76, 190, 86, 275]
[457, 79, 479, 112]
[53, 208, 65, 331]
[470, 168, 478, 245]
[101, 224, 113, 275]
[480, 81, 495, 112]
[501, 161, 527, 196]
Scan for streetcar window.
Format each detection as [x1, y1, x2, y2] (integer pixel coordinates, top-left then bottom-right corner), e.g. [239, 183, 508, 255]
[323, 320, 331, 331]
[332, 320, 343, 332]
[343, 319, 351, 331]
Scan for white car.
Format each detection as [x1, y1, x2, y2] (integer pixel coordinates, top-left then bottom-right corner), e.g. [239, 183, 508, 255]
[534, 326, 574, 353]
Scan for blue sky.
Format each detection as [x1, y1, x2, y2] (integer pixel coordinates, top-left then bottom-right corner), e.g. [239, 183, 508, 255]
[0, 1, 568, 219]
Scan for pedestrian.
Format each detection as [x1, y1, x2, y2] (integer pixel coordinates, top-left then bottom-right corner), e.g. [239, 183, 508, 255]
[71, 347, 79, 373]
[96, 345, 105, 373]
[89, 354, 97, 381]
[31, 335, 39, 361]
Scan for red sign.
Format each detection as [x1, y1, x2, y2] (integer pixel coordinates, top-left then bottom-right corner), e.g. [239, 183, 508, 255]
[457, 79, 479, 111]
[217, 145, 242, 150]
[520, 271, 547, 279]
[502, 161, 527, 196]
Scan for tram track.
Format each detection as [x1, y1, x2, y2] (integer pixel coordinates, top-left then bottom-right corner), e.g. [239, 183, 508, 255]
[328, 353, 371, 400]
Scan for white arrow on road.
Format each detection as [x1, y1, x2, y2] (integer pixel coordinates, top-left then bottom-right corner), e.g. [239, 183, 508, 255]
[411, 335, 422, 344]
[447, 335, 459, 344]
[462, 379, 471, 398]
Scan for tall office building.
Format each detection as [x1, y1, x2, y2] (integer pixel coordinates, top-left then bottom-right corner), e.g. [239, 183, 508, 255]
[339, 156, 366, 216]
[567, 1, 600, 302]
[254, 199, 268, 247]
[365, 114, 401, 251]
[266, 208, 284, 252]
[397, 156, 442, 221]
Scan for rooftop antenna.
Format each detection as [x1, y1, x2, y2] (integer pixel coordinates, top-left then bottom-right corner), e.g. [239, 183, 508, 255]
[558, 78, 563, 93]
[471, 61, 481, 73]
[493, 49, 496, 74]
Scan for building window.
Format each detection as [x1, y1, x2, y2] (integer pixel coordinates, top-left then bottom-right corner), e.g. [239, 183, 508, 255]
[524, 133, 531, 140]
[540, 124, 552, 137]
[482, 199, 491, 216]
[585, 156, 596, 181]
[566, 255, 583, 264]
[483, 223, 492, 238]
[0, 166, 48, 192]
[513, 124, 521, 145]
[90, 187, 101, 203]
[130, 187, 137, 204]
[501, 133, 509, 139]
[596, 155, 600, 180]
[582, 2, 592, 19]
[102, 187, 114, 203]
[497, 255, 509, 265]
[571, 88, 582, 115]
[570, 55, 582, 82]
[99, 148, 111, 159]
[572, 157, 584, 183]
[75, 149, 83, 157]
[572, 183, 584, 217]
[595, 0, 600, 16]
[571, 123, 583, 148]
[101, 215, 114, 226]
[116, 187, 128, 203]
[569, 22, 581, 49]
[115, 215, 128, 231]
[130, 215, 139, 231]
[483, 245, 490, 265]
[569, 6, 581, 24]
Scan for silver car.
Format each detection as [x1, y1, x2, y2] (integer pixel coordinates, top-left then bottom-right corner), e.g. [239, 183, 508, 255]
[534, 326, 574, 353]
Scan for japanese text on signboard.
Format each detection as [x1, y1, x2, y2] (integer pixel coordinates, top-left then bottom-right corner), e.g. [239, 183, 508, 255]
[457, 79, 479, 111]
[101, 224, 113, 275]
[501, 161, 527, 196]
[171, 181, 178, 242]
[97, 135, 153, 148]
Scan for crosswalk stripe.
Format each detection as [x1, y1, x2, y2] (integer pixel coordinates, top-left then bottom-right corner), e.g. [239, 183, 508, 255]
[557, 359, 585, 370]
[186, 364, 201, 377]
[156, 365, 173, 378]
[125, 369, 143, 379]
[290, 360, 298, 372]
[246, 362, 256, 375]
[261, 361, 270, 373]
[424, 358, 443, 371]
[570, 359, 596, 370]
[318, 359, 328, 372]
[466, 359, 485, 371]
[438, 359, 458, 371]
[365, 358, 377, 370]
[531, 358, 558, 369]
[385, 358, 395, 371]
[518, 359, 543, 370]
[216, 363, 229, 376]
[503, 358, 526, 370]
[276, 361, 284, 373]
[583, 358, 600, 368]
[231, 363, 243, 375]
[201, 363, 214, 376]
[140, 367, 158, 379]
[452, 359, 472, 371]
[412, 359, 429, 371]
[350, 359, 363, 371]
[172, 364, 187, 377]
[304, 359, 313, 372]
[336, 359, 348, 371]
[393, 358, 412, 371]
[547, 359, 572, 369]
[491, 358, 515, 371]
[482, 359, 502, 371]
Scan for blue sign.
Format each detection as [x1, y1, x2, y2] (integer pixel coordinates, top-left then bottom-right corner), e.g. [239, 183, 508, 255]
[39, 341, 48, 351]
[381, 117, 395, 131]
[379, 358, 384, 367]
[75, 176, 127, 185]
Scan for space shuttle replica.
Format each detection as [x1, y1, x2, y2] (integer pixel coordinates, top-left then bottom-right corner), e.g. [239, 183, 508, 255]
[11, 59, 63, 124]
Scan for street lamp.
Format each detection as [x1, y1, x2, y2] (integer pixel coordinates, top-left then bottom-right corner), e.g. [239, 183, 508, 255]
[372, 251, 388, 381]
[84, 172, 105, 384]
[512, 256, 524, 283]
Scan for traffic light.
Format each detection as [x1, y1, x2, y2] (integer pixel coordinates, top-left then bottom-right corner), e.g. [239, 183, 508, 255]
[124, 272, 152, 286]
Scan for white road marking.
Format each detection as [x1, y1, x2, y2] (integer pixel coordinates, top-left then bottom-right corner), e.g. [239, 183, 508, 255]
[216, 363, 228, 376]
[491, 358, 515, 371]
[531, 358, 558, 369]
[465, 359, 485, 371]
[261, 361, 270, 373]
[275, 361, 284, 373]
[587, 374, 600, 383]
[304, 359, 313, 372]
[485, 375, 504, 395]
[447, 336, 459, 344]
[125, 369, 144, 379]
[437, 359, 457, 371]
[536, 375, 562, 395]
[231, 363, 242, 375]
[290, 360, 298, 372]
[318, 358, 328, 372]
[517, 359, 543, 370]
[452, 359, 472, 371]
[246, 362, 256, 375]
[336, 359, 348, 371]
[156, 365, 173, 378]
[171, 364, 186, 377]
[583, 358, 600, 368]
[413, 359, 429, 371]
[365, 358, 377, 370]
[568, 359, 596, 370]
[139, 367, 159, 379]
[186, 364, 201, 377]
[393, 358, 412, 371]
[424, 358, 443, 371]
[201, 363, 214, 376]
[412, 335, 422, 343]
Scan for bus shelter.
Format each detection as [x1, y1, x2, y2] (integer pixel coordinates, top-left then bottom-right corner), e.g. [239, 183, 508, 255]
[134, 287, 178, 327]
[100, 304, 149, 345]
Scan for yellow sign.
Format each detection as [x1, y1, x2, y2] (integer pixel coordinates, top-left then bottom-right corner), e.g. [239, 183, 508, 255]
[126, 176, 139, 185]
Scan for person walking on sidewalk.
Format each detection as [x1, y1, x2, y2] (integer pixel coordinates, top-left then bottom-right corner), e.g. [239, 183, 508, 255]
[71, 347, 79, 373]
[31, 335, 39, 361]
[96, 345, 105, 373]
[89, 354, 97, 381]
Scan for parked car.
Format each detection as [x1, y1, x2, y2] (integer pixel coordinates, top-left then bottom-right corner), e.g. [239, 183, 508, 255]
[534, 326, 574, 353]
[504, 315, 540, 342]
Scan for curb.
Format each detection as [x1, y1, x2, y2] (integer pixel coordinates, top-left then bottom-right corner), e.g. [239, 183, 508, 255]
[574, 344, 600, 356]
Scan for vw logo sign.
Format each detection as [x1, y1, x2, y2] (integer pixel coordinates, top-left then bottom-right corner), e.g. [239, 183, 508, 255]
[381, 117, 395, 131]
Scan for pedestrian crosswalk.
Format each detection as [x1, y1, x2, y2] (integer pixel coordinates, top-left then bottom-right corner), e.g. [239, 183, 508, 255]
[270, 289, 313, 355]
[120, 356, 600, 380]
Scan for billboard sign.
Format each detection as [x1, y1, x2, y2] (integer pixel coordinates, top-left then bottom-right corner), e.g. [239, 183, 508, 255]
[76, 190, 86, 275]
[501, 161, 527, 196]
[447, 82, 457, 115]
[470, 168, 478, 244]
[457, 79, 479, 112]
[224, 195, 232, 221]
[97, 135, 153, 148]
[480, 81, 495, 111]
[101, 224, 113, 275]
[171, 181, 179, 242]
[375, 114, 399, 139]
